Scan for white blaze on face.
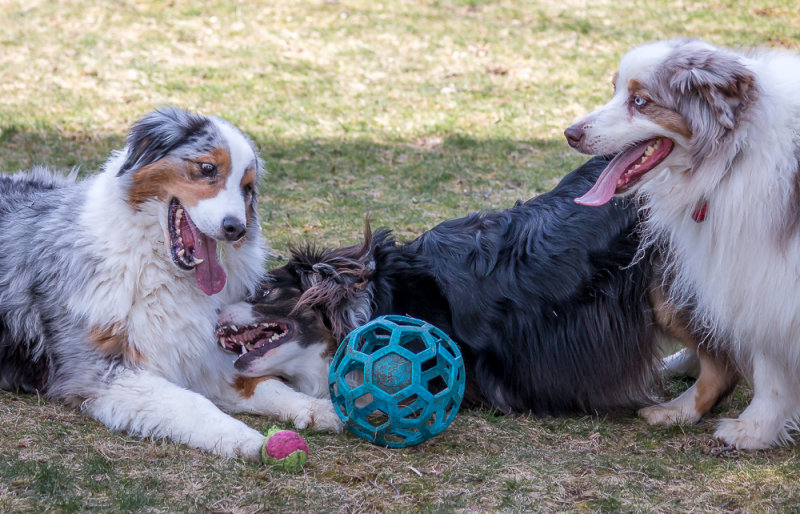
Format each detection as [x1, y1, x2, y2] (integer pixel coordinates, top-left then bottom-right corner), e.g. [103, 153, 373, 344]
[570, 41, 682, 156]
[186, 119, 257, 240]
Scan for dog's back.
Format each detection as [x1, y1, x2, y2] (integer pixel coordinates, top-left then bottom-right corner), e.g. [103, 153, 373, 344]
[247, 158, 659, 416]
[378, 158, 658, 414]
[0, 169, 84, 393]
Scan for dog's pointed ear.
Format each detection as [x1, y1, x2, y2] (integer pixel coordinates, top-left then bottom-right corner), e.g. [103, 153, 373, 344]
[118, 107, 211, 176]
[291, 223, 379, 341]
[668, 44, 756, 130]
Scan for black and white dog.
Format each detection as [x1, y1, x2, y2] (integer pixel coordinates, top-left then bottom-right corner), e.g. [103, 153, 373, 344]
[0, 107, 340, 461]
[218, 158, 675, 415]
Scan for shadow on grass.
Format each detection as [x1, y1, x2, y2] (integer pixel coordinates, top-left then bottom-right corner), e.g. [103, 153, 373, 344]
[0, 123, 589, 252]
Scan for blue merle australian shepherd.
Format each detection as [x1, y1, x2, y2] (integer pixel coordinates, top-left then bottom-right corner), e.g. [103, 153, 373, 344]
[0, 107, 341, 461]
[218, 158, 699, 415]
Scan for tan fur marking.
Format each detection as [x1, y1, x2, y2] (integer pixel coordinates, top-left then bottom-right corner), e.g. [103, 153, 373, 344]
[643, 105, 692, 139]
[241, 167, 256, 227]
[234, 375, 280, 399]
[693, 348, 738, 416]
[650, 285, 695, 348]
[126, 147, 233, 208]
[628, 79, 692, 139]
[650, 285, 738, 417]
[90, 323, 142, 364]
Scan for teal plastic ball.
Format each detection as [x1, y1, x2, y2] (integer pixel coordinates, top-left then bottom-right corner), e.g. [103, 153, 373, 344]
[328, 315, 466, 448]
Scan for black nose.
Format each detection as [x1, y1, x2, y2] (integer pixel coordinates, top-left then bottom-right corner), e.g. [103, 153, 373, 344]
[564, 124, 585, 148]
[221, 217, 246, 241]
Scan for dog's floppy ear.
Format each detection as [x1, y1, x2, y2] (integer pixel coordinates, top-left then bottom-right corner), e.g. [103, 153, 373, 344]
[117, 107, 211, 176]
[291, 222, 378, 341]
[664, 42, 757, 167]
[669, 50, 756, 129]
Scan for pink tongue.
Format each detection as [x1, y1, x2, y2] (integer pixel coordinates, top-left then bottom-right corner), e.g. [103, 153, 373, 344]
[574, 141, 651, 206]
[194, 234, 226, 296]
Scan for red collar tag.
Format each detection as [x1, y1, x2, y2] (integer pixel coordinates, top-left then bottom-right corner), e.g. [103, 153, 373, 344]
[692, 200, 708, 223]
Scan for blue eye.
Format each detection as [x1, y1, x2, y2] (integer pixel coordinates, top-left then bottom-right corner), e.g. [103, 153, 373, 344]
[633, 96, 647, 107]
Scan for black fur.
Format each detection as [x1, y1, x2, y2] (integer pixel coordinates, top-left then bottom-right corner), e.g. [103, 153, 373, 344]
[117, 106, 212, 175]
[265, 157, 659, 415]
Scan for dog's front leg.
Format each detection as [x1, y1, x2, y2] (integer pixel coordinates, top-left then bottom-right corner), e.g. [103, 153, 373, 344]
[81, 368, 265, 460]
[224, 377, 343, 433]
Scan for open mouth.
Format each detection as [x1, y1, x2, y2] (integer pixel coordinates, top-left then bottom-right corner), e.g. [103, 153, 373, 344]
[216, 321, 292, 357]
[575, 137, 674, 206]
[168, 198, 227, 296]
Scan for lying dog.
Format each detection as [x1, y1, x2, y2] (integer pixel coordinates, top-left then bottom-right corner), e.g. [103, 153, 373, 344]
[217, 157, 670, 415]
[566, 39, 800, 449]
[0, 107, 340, 461]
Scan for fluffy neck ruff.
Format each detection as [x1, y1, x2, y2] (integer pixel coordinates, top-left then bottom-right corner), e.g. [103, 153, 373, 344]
[72, 152, 267, 383]
[637, 73, 800, 357]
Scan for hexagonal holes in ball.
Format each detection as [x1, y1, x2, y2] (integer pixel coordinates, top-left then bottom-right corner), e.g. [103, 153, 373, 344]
[420, 354, 449, 395]
[344, 366, 365, 390]
[398, 393, 424, 420]
[398, 332, 428, 354]
[427, 374, 448, 395]
[365, 408, 390, 431]
[354, 327, 392, 353]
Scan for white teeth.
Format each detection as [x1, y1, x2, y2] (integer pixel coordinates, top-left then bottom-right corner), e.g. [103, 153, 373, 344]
[178, 249, 185, 257]
[194, 257, 204, 264]
[230, 325, 237, 331]
[176, 208, 183, 224]
[645, 145, 655, 156]
[240, 345, 246, 355]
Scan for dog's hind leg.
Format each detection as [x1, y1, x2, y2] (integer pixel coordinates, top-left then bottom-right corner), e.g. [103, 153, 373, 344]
[640, 346, 738, 425]
[642, 288, 739, 425]
[81, 369, 266, 460]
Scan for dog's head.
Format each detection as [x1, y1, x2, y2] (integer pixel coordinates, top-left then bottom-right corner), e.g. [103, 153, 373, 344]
[115, 107, 261, 295]
[216, 227, 377, 387]
[565, 39, 757, 206]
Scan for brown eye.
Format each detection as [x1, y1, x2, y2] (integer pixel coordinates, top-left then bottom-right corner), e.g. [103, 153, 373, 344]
[198, 162, 217, 177]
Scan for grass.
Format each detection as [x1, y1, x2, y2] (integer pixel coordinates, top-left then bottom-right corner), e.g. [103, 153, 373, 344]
[1, 0, 800, 511]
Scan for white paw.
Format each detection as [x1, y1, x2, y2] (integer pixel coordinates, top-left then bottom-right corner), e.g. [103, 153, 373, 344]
[234, 430, 271, 461]
[290, 400, 343, 433]
[714, 417, 775, 450]
[639, 402, 701, 425]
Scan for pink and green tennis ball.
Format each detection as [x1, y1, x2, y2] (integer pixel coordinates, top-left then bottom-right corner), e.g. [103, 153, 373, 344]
[261, 427, 309, 472]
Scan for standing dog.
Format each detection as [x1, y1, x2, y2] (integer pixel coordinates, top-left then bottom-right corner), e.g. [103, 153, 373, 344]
[218, 158, 667, 416]
[566, 39, 800, 449]
[0, 107, 340, 461]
